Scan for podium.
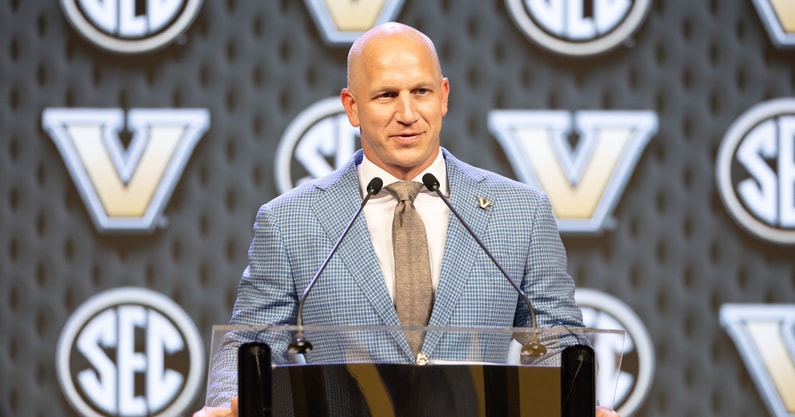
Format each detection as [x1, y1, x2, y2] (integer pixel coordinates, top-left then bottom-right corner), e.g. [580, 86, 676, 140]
[205, 325, 625, 417]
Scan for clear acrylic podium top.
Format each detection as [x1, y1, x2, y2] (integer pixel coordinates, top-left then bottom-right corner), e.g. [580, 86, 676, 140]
[205, 324, 626, 414]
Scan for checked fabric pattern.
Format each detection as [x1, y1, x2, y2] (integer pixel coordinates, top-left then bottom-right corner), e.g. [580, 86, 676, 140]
[205, 149, 583, 407]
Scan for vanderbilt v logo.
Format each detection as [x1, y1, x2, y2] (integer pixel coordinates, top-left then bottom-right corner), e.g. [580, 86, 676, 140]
[721, 304, 795, 417]
[488, 110, 657, 233]
[752, 0, 795, 47]
[304, 0, 405, 44]
[43, 108, 210, 232]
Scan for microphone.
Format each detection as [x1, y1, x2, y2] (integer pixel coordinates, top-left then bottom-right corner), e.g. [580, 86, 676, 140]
[288, 177, 384, 355]
[421, 173, 547, 358]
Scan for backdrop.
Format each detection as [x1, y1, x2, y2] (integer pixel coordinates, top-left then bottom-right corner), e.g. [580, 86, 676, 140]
[1, 1, 794, 416]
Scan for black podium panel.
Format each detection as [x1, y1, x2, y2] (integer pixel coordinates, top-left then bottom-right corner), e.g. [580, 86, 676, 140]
[266, 363, 560, 417]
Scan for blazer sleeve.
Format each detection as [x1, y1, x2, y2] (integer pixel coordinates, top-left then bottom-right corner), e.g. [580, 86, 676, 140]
[205, 202, 299, 407]
[518, 191, 584, 330]
[233, 202, 299, 327]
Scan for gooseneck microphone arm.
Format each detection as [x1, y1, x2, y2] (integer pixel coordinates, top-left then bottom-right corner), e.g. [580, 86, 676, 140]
[288, 177, 383, 355]
[421, 173, 546, 357]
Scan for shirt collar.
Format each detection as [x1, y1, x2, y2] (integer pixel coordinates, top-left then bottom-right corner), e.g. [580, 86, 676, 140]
[358, 150, 448, 197]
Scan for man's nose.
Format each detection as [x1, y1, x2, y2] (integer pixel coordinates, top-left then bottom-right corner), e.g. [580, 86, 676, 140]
[395, 95, 418, 124]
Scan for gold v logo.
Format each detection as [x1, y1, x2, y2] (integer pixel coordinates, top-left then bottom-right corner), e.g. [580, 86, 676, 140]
[769, 0, 795, 31]
[752, 0, 795, 47]
[488, 110, 657, 233]
[304, 0, 405, 44]
[721, 304, 795, 417]
[42, 108, 210, 232]
[323, 0, 388, 31]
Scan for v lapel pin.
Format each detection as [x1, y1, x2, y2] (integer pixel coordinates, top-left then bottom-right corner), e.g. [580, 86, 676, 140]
[477, 196, 493, 210]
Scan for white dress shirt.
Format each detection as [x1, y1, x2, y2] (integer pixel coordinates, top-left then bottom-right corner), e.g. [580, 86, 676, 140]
[358, 151, 450, 300]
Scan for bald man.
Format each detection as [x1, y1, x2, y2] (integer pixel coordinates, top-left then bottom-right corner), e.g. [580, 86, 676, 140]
[196, 22, 618, 417]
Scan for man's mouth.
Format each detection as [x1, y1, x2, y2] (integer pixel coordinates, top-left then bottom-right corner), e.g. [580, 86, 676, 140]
[393, 132, 422, 140]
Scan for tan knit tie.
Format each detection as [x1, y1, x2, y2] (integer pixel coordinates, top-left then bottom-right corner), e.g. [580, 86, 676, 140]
[386, 181, 433, 355]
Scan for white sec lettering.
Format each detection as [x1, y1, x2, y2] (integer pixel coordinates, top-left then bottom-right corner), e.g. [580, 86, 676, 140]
[148, 0, 184, 32]
[76, 309, 118, 414]
[146, 310, 185, 411]
[737, 119, 778, 225]
[117, 305, 148, 416]
[778, 116, 795, 227]
[118, 0, 147, 37]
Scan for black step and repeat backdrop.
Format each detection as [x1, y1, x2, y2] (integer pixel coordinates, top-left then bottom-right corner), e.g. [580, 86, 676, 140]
[2, 1, 794, 416]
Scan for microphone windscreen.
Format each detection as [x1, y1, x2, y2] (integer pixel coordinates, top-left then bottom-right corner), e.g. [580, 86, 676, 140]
[422, 173, 439, 191]
[367, 177, 383, 194]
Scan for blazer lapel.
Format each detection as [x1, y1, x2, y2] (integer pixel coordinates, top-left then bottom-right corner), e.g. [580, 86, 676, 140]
[312, 153, 403, 329]
[424, 151, 492, 354]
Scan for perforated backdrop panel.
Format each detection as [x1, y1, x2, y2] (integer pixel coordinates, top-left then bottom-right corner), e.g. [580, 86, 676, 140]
[1, 0, 793, 416]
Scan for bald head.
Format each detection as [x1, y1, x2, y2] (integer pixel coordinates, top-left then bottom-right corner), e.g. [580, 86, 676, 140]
[339, 22, 449, 180]
[346, 22, 443, 90]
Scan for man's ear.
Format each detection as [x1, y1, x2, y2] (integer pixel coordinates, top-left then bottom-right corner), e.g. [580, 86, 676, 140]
[441, 77, 450, 117]
[340, 88, 360, 127]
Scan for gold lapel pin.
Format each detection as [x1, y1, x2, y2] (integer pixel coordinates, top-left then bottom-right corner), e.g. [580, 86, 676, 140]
[477, 196, 493, 210]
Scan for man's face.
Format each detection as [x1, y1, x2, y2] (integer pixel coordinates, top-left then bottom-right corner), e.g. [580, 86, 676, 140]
[341, 34, 449, 180]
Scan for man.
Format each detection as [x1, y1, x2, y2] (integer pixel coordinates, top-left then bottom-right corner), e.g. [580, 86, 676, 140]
[196, 22, 619, 417]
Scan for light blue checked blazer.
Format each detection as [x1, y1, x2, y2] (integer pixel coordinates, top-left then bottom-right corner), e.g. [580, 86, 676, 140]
[206, 148, 583, 406]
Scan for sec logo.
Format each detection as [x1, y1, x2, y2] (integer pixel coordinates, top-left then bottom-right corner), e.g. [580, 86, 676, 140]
[59, 0, 203, 53]
[56, 287, 204, 417]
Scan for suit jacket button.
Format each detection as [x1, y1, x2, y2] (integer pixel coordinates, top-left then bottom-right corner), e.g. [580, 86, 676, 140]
[415, 352, 428, 366]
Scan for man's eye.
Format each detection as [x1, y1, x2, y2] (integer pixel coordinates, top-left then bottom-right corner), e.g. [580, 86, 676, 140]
[417, 88, 429, 95]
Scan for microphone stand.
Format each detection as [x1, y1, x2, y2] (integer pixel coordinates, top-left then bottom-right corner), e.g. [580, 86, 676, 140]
[421, 173, 546, 357]
[287, 177, 383, 356]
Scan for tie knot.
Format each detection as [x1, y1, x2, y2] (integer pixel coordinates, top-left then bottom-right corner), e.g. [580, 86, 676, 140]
[386, 181, 423, 202]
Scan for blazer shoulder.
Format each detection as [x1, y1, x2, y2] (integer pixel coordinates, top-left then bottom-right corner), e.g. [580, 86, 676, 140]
[445, 150, 548, 202]
[258, 151, 362, 215]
